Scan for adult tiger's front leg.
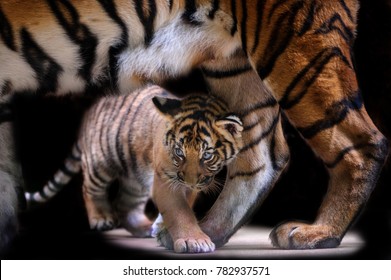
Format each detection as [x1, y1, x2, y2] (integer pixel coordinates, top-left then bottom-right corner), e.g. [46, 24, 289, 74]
[246, 0, 389, 249]
[200, 58, 290, 247]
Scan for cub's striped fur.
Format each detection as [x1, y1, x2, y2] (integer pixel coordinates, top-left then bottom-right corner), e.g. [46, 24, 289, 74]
[25, 85, 243, 253]
[0, 0, 388, 253]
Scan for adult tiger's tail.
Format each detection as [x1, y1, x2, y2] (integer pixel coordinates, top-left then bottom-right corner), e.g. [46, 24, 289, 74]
[25, 144, 82, 204]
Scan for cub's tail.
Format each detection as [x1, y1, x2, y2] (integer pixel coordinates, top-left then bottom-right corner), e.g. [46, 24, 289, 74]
[25, 144, 82, 204]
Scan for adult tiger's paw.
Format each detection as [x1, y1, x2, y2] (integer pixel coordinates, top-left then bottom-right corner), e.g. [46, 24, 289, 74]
[269, 221, 341, 249]
[174, 237, 215, 253]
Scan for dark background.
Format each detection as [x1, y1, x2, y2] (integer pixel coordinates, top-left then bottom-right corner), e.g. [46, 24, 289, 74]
[4, 0, 391, 259]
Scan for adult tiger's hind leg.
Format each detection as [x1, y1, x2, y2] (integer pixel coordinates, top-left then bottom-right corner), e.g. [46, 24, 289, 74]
[0, 97, 24, 255]
[252, 0, 389, 249]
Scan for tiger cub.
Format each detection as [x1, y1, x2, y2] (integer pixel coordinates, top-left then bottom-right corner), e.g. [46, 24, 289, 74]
[25, 85, 243, 253]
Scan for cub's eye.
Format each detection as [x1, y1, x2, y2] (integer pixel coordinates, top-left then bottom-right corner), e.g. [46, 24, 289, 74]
[202, 152, 213, 161]
[174, 147, 184, 158]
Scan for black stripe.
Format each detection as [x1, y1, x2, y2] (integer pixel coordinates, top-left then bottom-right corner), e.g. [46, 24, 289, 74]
[165, 130, 175, 146]
[115, 100, 136, 174]
[161, 169, 176, 181]
[69, 147, 82, 161]
[208, 0, 220, 19]
[297, 91, 363, 139]
[177, 109, 215, 122]
[240, 0, 248, 53]
[201, 65, 252, 79]
[0, 7, 16, 51]
[181, 94, 229, 110]
[238, 97, 278, 118]
[168, 0, 174, 11]
[101, 97, 125, 169]
[224, 139, 235, 159]
[257, 1, 303, 79]
[97, 0, 129, 89]
[85, 155, 111, 188]
[241, 114, 280, 152]
[215, 140, 223, 149]
[184, 110, 208, 121]
[241, 98, 281, 131]
[279, 47, 351, 110]
[179, 124, 195, 134]
[38, 189, 50, 200]
[217, 140, 228, 161]
[182, 0, 201, 25]
[325, 142, 382, 169]
[59, 164, 78, 177]
[242, 119, 261, 131]
[48, 178, 64, 191]
[267, 0, 289, 23]
[338, 0, 354, 21]
[229, 164, 265, 180]
[230, 0, 238, 36]
[298, 0, 317, 36]
[199, 125, 211, 138]
[315, 13, 354, 45]
[21, 28, 63, 94]
[126, 94, 154, 182]
[85, 104, 104, 182]
[48, 0, 97, 82]
[114, 93, 142, 175]
[251, 0, 266, 54]
[135, 0, 157, 45]
[83, 105, 114, 187]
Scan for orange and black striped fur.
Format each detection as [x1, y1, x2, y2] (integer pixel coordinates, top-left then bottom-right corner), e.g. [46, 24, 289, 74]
[25, 85, 243, 253]
[0, 0, 388, 253]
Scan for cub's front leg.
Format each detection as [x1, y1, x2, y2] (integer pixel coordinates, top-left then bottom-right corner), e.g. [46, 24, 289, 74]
[152, 173, 215, 253]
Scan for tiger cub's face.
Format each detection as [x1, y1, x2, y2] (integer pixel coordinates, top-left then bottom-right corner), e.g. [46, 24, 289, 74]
[153, 95, 243, 192]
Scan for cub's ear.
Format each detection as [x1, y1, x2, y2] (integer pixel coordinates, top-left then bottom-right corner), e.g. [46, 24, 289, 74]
[215, 114, 243, 137]
[152, 97, 182, 117]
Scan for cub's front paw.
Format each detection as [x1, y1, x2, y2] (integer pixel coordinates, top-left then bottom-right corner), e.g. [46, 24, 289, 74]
[269, 221, 340, 249]
[122, 214, 153, 237]
[174, 237, 215, 253]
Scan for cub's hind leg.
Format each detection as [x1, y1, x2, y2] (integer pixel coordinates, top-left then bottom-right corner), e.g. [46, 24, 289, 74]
[82, 165, 116, 231]
[115, 176, 153, 237]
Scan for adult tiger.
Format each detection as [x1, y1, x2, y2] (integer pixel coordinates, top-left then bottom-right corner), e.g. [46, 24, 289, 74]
[0, 0, 387, 253]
